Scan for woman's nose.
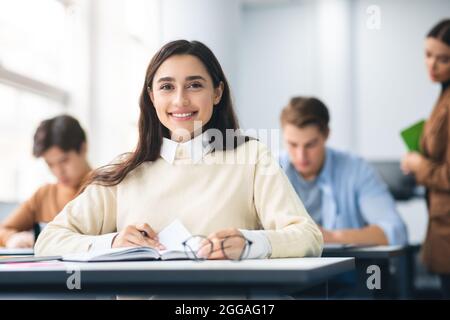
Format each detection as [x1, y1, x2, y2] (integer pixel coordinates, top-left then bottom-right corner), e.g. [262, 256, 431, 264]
[173, 89, 189, 107]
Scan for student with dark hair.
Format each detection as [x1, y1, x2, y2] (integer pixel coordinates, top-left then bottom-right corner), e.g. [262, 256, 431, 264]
[280, 97, 407, 246]
[0, 115, 91, 248]
[401, 19, 450, 297]
[35, 40, 323, 259]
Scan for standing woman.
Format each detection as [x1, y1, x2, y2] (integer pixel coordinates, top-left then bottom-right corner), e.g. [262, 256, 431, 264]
[35, 40, 322, 260]
[401, 19, 450, 298]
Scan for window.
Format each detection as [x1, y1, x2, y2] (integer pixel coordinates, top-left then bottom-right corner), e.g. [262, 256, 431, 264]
[0, 0, 86, 201]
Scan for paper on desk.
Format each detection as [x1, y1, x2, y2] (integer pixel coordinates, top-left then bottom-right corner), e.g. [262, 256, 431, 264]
[157, 219, 192, 252]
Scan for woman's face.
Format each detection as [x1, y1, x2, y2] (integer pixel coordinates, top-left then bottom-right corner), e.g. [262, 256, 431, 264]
[149, 54, 223, 141]
[425, 37, 450, 83]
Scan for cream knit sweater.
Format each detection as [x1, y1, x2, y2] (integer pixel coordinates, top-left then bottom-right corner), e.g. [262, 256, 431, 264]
[35, 140, 323, 258]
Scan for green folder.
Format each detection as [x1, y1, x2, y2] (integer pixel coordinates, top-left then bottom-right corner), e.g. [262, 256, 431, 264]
[400, 119, 425, 152]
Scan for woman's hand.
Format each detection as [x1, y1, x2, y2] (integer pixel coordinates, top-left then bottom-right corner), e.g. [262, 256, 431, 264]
[5, 231, 35, 248]
[198, 228, 246, 260]
[112, 223, 165, 250]
[319, 227, 343, 243]
[401, 152, 424, 175]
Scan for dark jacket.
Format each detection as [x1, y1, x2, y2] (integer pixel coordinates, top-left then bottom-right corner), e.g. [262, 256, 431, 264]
[417, 85, 450, 274]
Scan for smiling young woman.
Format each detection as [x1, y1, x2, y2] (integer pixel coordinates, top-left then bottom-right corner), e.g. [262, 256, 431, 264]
[34, 40, 323, 261]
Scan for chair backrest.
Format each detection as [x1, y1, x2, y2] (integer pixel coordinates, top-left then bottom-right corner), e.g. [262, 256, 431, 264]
[369, 160, 417, 201]
[0, 202, 19, 222]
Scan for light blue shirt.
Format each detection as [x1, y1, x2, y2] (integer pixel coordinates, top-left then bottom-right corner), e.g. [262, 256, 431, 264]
[280, 147, 408, 245]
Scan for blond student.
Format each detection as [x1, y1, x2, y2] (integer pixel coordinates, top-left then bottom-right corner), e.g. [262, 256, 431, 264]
[279, 97, 407, 246]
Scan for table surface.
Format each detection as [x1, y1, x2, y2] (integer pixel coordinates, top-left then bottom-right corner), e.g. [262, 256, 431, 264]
[0, 248, 34, 256]
[0, 257, 354, 295]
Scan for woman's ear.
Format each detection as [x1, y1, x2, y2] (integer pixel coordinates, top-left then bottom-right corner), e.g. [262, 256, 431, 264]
[213, 82, 224, 106]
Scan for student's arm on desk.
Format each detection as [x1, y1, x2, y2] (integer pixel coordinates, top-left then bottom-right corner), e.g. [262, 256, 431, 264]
[321, 225, 388, 245]
[34, 184, 118, 256]
[0, 191, 38, 247]
[354, 159, 408, 245]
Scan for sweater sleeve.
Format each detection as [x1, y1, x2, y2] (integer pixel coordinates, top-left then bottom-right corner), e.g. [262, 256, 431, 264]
[34, 183, 117, 256]
[0, 186, 43, 246]
[252, 142, 323, 258]
[415, 102, 450, 192]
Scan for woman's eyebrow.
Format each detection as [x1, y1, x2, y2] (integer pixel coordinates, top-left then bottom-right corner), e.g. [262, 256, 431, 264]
[156, 75, 207, 83]
[185, 75, 206, 81]
[157, 76, 175, 83]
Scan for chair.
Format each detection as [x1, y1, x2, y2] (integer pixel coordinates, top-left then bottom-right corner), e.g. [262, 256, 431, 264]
[369, 160, 419, 201]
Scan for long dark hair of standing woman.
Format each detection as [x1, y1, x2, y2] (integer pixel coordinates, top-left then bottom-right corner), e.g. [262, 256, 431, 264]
[427, 19, 450, 91]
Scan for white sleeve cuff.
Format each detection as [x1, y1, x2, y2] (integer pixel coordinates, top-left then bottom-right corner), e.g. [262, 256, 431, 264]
[89, 233, 118, 251]
[239, 229, 272, 259]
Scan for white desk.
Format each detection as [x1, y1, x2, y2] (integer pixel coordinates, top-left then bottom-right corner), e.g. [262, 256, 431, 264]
[0, 257, 354, 299]
[0, 248, 34, 256]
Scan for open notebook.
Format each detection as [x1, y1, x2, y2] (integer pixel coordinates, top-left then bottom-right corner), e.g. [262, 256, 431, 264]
[0, 219, 194, 264]
[64, 219, 194, 262]
[62, 246, 188, 262]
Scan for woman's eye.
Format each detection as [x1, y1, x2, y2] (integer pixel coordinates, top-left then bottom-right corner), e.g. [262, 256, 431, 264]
[439, 57, 449, 64]
[188, 82, 203, 89]
[160, 84, 173, 90]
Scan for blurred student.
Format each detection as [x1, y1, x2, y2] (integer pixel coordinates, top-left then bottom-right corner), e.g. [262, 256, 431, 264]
[280, 97, 407, 246]
[34, 40, 322, 259]
[401, 19, 450, 297]
[0, 115, 91, 248]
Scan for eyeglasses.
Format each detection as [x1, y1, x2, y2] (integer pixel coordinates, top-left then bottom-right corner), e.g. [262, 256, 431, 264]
[182, 235, 253, 261]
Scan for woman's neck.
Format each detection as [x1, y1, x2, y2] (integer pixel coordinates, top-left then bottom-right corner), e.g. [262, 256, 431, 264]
[170, 129, 202, 143]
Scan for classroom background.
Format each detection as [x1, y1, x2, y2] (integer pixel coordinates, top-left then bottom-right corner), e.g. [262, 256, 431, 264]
[0, 0, 449, 297]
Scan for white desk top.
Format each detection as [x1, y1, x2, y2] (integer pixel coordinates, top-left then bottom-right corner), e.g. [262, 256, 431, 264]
[0, 257, 352, 272]
[0, 257, 355, 295]
[0, 248, 34, 256]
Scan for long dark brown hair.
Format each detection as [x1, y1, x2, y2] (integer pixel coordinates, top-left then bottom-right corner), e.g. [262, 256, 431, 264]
[82, 40, 242, 191]
[427, 19, 450, 91]
[427, 19, 450, 46]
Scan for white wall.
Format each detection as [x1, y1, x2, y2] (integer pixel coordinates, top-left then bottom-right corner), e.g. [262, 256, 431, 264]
[237, 0, 356, 150]
[88, 0, 160, 167]
[237, 1, 315, 134]
[354, 0, 450, 159]
[237, 0, 450, 157]
[160, 0, 242, 90]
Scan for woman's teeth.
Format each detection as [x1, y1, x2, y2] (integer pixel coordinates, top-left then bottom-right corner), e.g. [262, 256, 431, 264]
[172, 112, 194, 118]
